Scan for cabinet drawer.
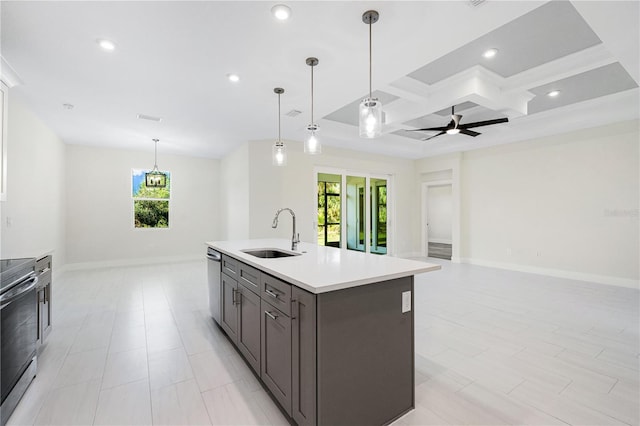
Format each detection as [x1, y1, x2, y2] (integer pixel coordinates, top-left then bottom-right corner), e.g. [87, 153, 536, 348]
[36, 268, 52, 290]
[238, 263, 260, 295]
[221, 255, 238, 277]
[261, 274, 291, 316]
[35, 255, 52, 275]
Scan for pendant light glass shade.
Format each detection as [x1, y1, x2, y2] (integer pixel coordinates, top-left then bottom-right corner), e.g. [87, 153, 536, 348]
[272, 141, 287, 166]
[359, 98, 382, 138]
[304, 57, 321, 154]
[359, 10, 382, 139]
[272, 88, 287, 166]
[305, 124, 320, 154]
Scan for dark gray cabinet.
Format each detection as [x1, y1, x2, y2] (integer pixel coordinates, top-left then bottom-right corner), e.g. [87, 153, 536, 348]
[219, 255, 314, 423]
[215, 252, 413, 426]
[292, 287, 316, 426]
[237, 283, 261, 374]
[221, 267, 262, 375]
[35, 255, 52, 346]
[220, 272, 239, 341]
[261, 299, 292, 416]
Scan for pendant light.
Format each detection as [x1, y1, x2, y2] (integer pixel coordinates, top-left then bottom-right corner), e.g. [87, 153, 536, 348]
[359, 10, 382, 139]
[272, 88, 287, 166]
[305, 57, 321, 155]
[145, 138, 167, 188]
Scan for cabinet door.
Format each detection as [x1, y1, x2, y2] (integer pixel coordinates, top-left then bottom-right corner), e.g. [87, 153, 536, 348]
[220, 273, 239, 341]
[261, 300, 292, 416]
[237, 284, 261, 374]
[36, 288, 45, 344]
[42, 283, 52, 340]
[292, 287, 317, 426]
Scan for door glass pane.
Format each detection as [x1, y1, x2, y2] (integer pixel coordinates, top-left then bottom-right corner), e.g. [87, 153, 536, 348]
[317, 174, 341, 248]
[346, 176, 366, 252]
[370, 178, 387, 254]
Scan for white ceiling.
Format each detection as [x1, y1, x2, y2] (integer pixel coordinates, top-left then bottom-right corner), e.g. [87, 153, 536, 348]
[1, 1, 638, 160]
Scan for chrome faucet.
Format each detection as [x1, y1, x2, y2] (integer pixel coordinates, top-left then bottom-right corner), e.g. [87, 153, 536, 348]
[272, 208, 300, 251]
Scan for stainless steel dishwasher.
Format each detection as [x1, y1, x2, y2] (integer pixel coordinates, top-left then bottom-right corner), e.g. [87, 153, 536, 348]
[206, 247, 221, 325]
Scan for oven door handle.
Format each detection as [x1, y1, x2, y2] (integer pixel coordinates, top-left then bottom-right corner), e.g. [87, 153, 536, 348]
[0, 275, 38, 309]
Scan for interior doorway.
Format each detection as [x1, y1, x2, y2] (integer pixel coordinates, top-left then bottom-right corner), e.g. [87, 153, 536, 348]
[422, 182, 453, 260]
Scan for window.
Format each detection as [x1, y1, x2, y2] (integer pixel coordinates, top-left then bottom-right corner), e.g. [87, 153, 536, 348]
[370, 179, 387, 254]
[316, 171, 391, 255]
[132, 169, 170, 228]
[317, 173, 341, 247]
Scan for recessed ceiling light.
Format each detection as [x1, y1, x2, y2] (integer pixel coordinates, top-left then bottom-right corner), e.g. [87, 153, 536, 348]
[227, 73, 240, 83]
[547, 90, 561, 97]
[97, 39, 116, 51]
[271, 4, 291, 20]
[483, 48, 498, 59]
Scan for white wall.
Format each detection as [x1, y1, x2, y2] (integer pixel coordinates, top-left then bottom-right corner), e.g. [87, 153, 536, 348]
[65, 145, 220, 266]
[460, 120, 639, 287]
[0, 93, 66, 267]
[243, 140, 419, 257]
[220, 142, 249, 240]
[427, 185, 453, 244]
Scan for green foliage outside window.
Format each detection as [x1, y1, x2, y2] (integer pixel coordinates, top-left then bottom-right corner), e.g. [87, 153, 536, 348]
[317, 181, 341, 246]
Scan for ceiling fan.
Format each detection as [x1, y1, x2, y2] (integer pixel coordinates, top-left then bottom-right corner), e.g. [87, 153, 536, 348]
[408, 105, 509, 141]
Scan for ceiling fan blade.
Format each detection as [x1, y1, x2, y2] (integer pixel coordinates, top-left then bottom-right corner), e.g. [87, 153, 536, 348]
[422, 131, 446, 141]
[406, 126, 449, 132]
[459, 117, 509, 129]
[460, 129, 480, 137]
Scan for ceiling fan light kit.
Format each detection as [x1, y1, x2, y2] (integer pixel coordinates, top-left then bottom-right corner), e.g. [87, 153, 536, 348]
[408, 105, 508, 141]
[359, 10, 382, 139]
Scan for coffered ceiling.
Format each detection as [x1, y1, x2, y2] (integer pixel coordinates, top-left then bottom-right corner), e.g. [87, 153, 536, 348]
[1, 1, 638, 160]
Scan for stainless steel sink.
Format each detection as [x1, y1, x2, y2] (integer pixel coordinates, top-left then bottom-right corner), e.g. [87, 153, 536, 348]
[241, 248, 301, 259]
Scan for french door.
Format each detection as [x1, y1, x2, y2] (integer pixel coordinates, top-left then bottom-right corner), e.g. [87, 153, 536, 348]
[316, 170, 390, 255]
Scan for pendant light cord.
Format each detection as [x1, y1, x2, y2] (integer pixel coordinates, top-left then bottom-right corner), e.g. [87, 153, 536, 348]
[153, 139, 159, 171]
[278, 93, 281, 142]
[369, 19, 372, 100]
[311, 64, 314, 124]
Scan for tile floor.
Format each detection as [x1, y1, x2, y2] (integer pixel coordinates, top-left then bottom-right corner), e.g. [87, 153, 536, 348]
[7, 258, 639, 426]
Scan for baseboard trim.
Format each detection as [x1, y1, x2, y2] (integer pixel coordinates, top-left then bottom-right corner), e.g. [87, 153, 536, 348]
[459, 258, 639, 289]
[396, 251, 423, 259]
[63, 254, 203, 272]
[428, 239, 452, 245]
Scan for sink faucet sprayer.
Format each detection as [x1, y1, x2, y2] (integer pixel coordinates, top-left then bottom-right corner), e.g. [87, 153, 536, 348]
[272, 208, 300, 251]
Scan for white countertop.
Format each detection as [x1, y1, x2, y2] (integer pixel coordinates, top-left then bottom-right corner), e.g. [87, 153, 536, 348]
[206, 239, 441, 294]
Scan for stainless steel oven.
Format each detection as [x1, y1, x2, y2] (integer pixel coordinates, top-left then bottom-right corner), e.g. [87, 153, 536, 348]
[0, 258, 38, 426]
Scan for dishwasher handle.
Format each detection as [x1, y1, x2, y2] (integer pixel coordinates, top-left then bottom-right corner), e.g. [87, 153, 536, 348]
[1, 274, 38, 309]
[206, 248, 221, 262]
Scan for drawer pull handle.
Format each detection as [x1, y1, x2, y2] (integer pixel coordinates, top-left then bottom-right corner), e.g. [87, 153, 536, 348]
[265, 289, 279, 298]
[265, 311, 278, 320]
[39, 267, 51, 274]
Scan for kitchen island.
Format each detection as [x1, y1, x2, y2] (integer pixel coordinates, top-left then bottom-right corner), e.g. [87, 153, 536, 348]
[206, 239, 440, 426]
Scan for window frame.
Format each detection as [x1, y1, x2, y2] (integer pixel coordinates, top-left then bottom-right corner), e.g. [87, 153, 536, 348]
[131, 168, 172, 230]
